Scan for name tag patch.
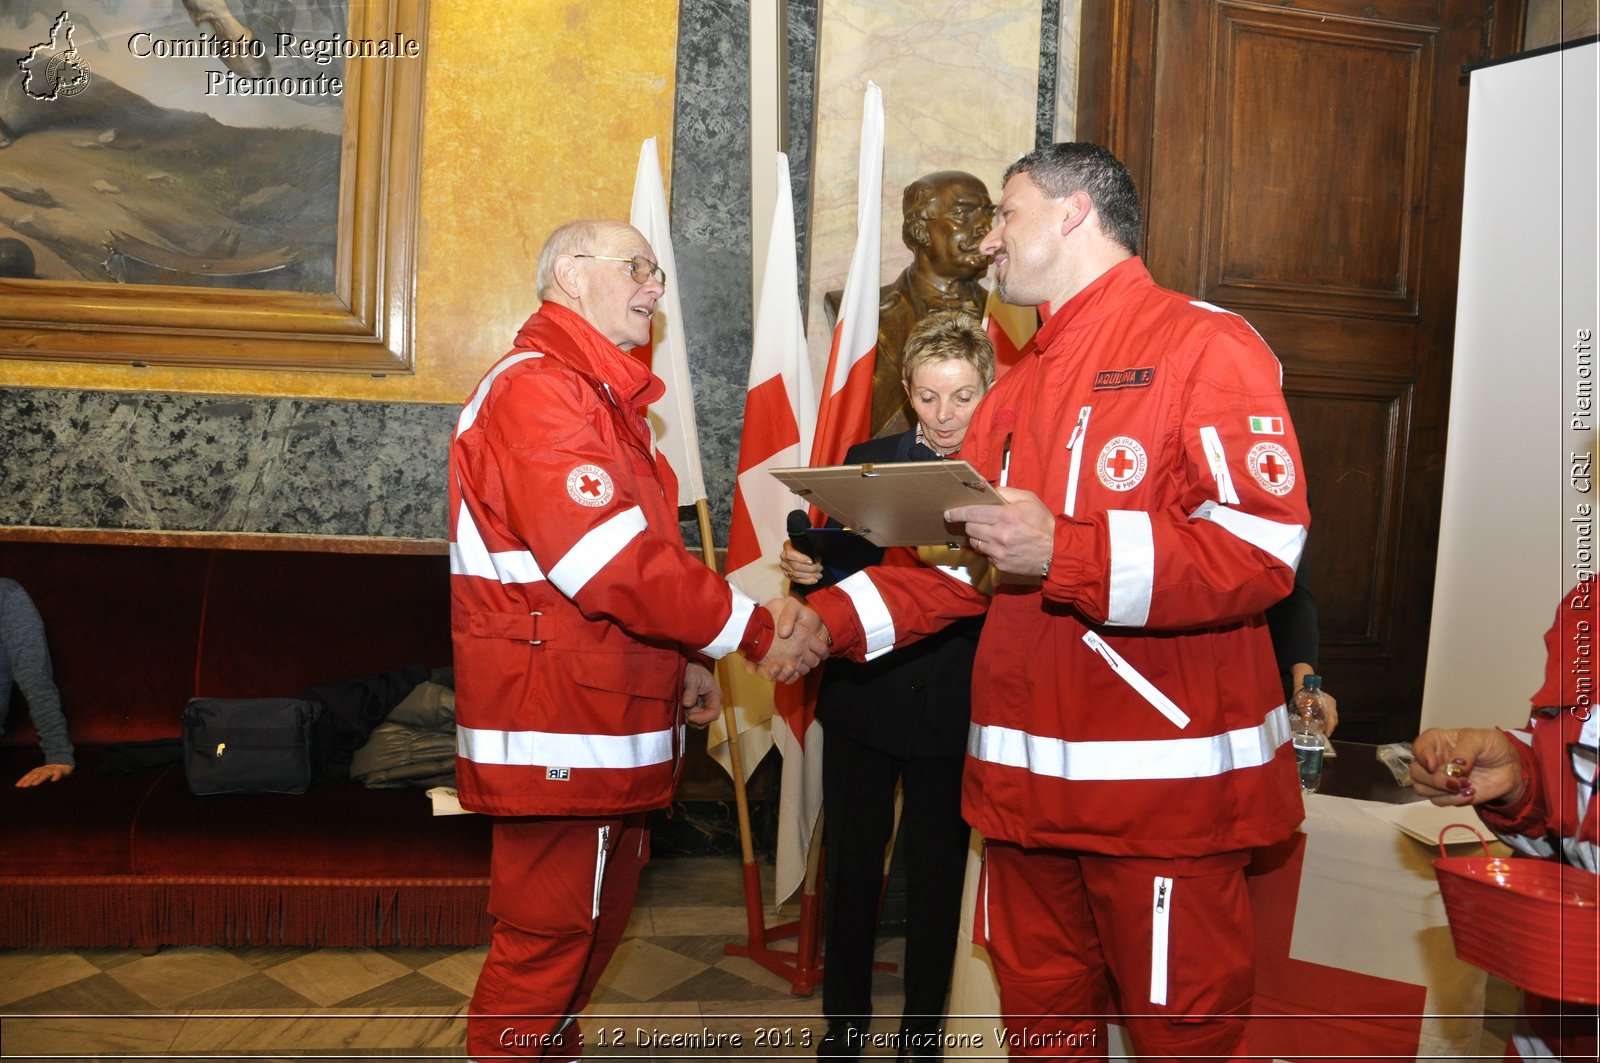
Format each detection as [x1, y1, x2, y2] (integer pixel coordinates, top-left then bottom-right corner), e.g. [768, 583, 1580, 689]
[1093, 367, 1156, 391]
[546, 767, 571, 781]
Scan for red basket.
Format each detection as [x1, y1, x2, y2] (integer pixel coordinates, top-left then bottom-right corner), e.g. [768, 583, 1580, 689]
[1433, 823, 1600, 1004]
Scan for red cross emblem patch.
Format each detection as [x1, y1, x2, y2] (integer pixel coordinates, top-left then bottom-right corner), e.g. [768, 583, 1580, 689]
[1246, 442, 1295, 496]
[566, 464, 614, 508]
[1096, 436, 1147, 492]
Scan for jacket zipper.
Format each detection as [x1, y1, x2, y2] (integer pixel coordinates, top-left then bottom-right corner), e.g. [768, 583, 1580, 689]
[1150, 876, 1173, 1005]
[1081, 630, 1191, 729]
[592, 824, 611, 920]
[1063, 405, 1092, 516]
[1198, 426, 1240, 505]
[980, 844, 991, 943]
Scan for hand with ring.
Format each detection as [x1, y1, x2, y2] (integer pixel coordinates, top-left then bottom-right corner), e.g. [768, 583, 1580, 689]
[779, 540, 824, 588]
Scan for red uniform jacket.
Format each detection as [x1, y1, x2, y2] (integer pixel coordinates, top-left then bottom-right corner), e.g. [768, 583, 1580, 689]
[449, 303, 767, 817]
[810, 258, 1308, 856]
[1479, 583, 1599, 871]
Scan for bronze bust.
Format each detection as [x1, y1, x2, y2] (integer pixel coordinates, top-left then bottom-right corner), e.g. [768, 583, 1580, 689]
[826, 170, 995, 437]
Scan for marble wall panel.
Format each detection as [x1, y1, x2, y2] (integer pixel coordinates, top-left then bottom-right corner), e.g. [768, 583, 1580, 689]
[669, 0, 819, 545]
[1037, 0, 1060, 148]
[1056, 0, 1081, 142]
[0, 388, 453, 539]
[804, 1, 1043, 375]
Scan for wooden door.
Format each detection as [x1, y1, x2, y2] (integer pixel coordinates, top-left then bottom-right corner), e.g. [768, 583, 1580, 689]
[1079, 0, 1525, 740]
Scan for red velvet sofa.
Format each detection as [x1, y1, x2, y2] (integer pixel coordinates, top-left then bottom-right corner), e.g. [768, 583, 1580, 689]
[0, 536, 494, 949]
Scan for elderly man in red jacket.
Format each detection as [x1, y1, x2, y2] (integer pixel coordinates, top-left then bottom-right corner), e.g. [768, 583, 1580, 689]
[449, 218, 827, 1061]
[804, 143, 1309, 1060]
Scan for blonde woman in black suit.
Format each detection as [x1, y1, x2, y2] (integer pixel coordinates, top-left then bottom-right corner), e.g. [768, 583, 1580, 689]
[781, 313, 994, 1061]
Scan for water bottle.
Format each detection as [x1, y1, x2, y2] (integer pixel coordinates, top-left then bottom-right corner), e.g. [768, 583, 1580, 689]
[1291, 675, 1328, 793]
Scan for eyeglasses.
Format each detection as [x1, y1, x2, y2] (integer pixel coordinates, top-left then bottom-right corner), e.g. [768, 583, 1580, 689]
[573, 254, 666, 287]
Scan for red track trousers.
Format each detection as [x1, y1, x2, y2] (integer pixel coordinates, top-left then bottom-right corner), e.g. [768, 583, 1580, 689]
[978, 842, 1255, 1062]
[467, 814, 649, 1061]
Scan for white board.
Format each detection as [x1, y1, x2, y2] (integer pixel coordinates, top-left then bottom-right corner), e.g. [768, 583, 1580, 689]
[1422, 41, 1600, 730]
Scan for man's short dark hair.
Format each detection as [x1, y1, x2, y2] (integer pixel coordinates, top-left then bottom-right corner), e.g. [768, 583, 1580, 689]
[1003, 142, 1142, 255]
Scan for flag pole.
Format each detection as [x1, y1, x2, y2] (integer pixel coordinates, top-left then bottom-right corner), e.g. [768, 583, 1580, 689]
[698, 496, 824, 994]
[695, 499, 757, 868]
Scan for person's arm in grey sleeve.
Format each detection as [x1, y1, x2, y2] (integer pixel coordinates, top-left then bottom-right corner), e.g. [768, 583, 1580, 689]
[1, 580, 75, 785]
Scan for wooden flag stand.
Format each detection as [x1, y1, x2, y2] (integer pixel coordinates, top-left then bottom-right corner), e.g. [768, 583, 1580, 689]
[718, 707, 826, 995]
[693, 500, 826, 996]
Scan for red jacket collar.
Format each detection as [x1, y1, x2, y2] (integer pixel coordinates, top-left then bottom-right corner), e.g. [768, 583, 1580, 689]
[513, 301, 665, 412]
[1033, 256, 1153, 353]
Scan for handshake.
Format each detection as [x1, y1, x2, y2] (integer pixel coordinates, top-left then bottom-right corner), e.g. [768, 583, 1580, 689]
[680, 598, 832, 730]
[749, 597, 832, 684]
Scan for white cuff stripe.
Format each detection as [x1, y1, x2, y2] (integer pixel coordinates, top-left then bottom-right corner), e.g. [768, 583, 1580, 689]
[967, 706, 1290, 781]
[838, 570, 897, 661]
[547, 506, 648, 598]
[1106, 510, 1154, 627]
[701, 588, 758, 660]
[934, 564, 976, 587]
[458, 724, 673, 769]
[456, 351, 543, 437]
[1189, 501, 1305, 570]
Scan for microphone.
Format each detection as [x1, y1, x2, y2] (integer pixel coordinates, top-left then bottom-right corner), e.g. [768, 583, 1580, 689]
[786, 509, 820, 598]
[787, 509, 819, 560]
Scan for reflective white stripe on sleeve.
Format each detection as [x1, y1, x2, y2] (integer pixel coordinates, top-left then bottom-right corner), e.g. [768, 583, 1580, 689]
[933, 564, 976, 586]
[837, 570, 897, 661]
[1083, 630, 1190, 729]
[699, 586, 758, 660]
[458, 724, 674, 769]
[456, 351, 543, 437]
[450, 495, 546, 585]
[1189, 500, 1305, 570]
[1498, 833, 1556, 860]
[546, 506, 648, 598]
[1190, 300, 1267, 342]
[1198, 426, 1241, 505]
[1106, 510, 1154, 627]
[967, 706, 1291, 781]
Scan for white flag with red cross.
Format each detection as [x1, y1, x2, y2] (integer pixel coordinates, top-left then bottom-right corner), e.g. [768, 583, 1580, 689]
[717, 153, 819, 904]
[630, 137, 706, 508]
[808, 81, 884, 475]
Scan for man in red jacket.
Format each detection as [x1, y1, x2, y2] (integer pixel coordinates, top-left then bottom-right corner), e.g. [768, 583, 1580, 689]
[449, 218, 827, 1060]
[803, 144, 1309, 1060]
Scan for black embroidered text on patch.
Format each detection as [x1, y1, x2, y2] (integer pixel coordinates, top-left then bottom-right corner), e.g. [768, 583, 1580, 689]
[1093, 367, 1156, 390]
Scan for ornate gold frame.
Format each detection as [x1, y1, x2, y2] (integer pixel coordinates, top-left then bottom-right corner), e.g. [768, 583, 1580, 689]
[0, 0, 427, 374]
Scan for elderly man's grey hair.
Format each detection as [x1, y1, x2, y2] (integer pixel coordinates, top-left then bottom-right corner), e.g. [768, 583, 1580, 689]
[535, 219, 639, 300]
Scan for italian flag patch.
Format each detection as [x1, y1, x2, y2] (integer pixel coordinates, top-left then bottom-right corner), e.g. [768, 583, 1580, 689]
[1249, 416, 1284, 435]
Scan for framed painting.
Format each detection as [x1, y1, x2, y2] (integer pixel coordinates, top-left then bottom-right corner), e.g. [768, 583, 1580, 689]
[0, 0, 425, 372]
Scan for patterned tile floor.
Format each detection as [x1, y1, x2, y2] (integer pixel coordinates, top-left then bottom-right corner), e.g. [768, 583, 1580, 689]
[0, 852, 1520, 1061]
[0, 855, 903, 1061]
